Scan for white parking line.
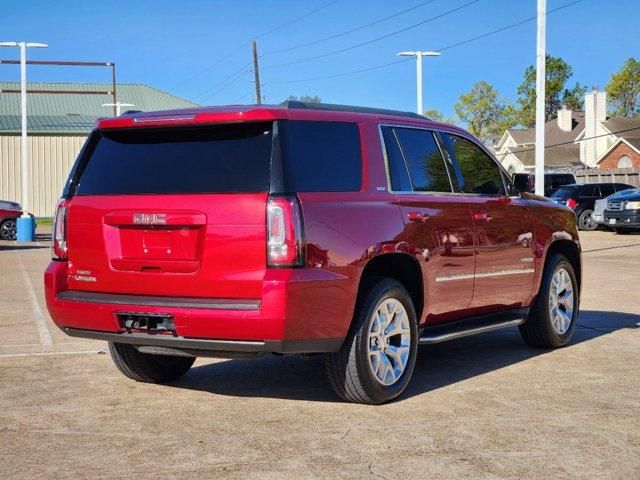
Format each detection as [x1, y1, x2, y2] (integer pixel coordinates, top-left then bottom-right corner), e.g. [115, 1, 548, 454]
[18, 257, 53, 346]
[0, 350, 103, 358]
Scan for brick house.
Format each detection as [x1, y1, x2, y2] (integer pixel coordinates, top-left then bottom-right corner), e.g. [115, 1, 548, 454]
[496, 90, 640, 172]
[594, 118, 640, 168]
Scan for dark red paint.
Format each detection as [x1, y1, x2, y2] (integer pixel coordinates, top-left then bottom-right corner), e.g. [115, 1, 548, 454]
[45, 105, 581, 350]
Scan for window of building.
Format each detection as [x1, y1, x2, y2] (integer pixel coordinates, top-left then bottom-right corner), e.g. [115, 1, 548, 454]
[617, 155, 633, 168]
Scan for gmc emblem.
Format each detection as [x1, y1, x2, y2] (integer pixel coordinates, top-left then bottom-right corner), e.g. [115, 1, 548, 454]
[133, 213, 167, 225]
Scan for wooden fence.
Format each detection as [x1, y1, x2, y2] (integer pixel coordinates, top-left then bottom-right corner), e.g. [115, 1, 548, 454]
[573, 168, 640, 187]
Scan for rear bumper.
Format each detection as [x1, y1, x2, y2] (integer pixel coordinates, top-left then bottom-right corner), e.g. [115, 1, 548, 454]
[603, 210, 640, 227]
[62, 327, 342, 354]
[45, 261, 356, 354]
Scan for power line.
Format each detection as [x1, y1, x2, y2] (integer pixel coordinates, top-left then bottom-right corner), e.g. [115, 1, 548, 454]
[173, 0, 340, 90]
[437, 0, 581, 52]
[194, 67, 250, 103]
[255, 0, 340, 40]
[263, 0, 482, 69]
[263, 0, 438, 56]
[270, 0, 580, 84]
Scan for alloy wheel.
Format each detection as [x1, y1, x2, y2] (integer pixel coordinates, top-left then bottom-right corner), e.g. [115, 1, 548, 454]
[367, 298, 411, 386]
[548, 267, 575, 335]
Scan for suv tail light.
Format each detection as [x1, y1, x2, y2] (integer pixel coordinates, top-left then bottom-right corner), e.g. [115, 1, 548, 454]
[52, 198, 69, 260]
[267, 195, 304, 267]
[566, 198, 578, 209]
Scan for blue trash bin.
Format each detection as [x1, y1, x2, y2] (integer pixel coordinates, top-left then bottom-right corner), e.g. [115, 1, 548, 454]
[16, 216, 35, 242]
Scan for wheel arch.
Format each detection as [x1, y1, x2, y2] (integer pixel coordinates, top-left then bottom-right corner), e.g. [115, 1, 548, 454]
[544, 239, 582, 293]
[356, 253, 424, 321]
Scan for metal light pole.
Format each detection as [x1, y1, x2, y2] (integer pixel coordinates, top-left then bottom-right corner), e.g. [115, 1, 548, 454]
[0, 41, 48, 242]
[397, 51, 441, 115]
[534, 0, 546, 196]
[102, 102, 134, 116]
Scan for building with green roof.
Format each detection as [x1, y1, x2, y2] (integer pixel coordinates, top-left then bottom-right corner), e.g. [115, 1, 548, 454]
[0, 82, 198, 216]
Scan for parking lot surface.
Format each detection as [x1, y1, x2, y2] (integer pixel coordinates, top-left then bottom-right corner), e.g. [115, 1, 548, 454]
[1, 228, 639, 479]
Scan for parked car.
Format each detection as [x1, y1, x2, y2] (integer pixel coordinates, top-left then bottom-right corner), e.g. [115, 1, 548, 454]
[603, 188, 640, 234]
[549, 183, 635, 230]
[592, 197, 608, 227]
[45, 102, 582, 404]
[512, 172, 576, 197]
[0, 200, 23, 240]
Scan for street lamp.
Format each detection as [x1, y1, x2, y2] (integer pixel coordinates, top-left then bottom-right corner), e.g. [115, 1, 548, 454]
[102, 102, 134, 116]
[0, 41, 48, 242]
[397, 51, 441, 115]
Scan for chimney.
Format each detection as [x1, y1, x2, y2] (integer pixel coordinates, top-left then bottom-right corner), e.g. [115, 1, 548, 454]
[557, 106, 572, 132]
[583, 89, 607, 167]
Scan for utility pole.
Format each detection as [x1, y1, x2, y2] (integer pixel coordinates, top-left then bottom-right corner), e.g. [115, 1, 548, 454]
[534, 0, 546, 196]
[252, 40, 262, 104]
[0, 40, 47, 242]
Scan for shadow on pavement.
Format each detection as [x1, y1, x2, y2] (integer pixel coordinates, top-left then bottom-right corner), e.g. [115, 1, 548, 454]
[0, 244, 49, 251]
[170, 310, 639, 403]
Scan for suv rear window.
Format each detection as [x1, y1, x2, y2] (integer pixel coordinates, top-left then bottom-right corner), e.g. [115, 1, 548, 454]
[278, 121, 362, 192]
[75, 123, 273, 195]
[553, 185, 580, 199]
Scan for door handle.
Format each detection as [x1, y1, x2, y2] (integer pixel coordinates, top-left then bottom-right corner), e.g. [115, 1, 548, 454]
[407, 212, 430, 223]
[473, 212, 493, 222]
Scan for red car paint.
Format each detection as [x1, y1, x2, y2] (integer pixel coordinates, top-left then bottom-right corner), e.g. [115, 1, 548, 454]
[44, 104, 581, 353]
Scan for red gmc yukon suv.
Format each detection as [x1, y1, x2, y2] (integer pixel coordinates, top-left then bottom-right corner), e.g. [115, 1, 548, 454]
[45, 102, 581, 404]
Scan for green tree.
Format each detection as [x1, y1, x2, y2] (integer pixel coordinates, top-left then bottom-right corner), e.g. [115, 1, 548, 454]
[423, 109, 455, 125]
[606, 58, 640, 117]
[285, 94, 322, 103]
[516, 55, 586, 127]
[454, 81, 517, 141]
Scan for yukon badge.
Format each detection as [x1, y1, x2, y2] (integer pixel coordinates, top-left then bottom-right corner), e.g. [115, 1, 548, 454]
[133, 213, 167, 225]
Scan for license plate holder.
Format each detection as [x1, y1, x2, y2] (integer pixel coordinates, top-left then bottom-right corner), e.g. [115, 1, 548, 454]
[116, 312, 175, 334]
[609, 218, 617, 225]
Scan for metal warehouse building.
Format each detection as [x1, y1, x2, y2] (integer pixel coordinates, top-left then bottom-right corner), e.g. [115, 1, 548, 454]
[0, 82, 198, 217]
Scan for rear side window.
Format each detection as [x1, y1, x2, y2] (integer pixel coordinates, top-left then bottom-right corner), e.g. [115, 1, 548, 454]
[393, 128, 452, 192]
[599, 184, 615, 196]
[75, 123, 273, 195]
[442, 133, 505, 195]
[278, 121, 362, 192]
[580, 184, 599, 196]
[381, 127, 412, 191]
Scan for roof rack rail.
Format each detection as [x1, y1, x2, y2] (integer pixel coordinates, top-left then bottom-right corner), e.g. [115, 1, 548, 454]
[279, 101, 426, 120]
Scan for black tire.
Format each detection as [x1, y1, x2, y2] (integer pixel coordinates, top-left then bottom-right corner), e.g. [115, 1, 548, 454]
[519, 253, 578, 348]
[108, 342, 195, 383]
[0, 219, 17, 240]
[578, 209, 597, 231]
[324, 278, 418, 404]
[614, 228, 631, 235]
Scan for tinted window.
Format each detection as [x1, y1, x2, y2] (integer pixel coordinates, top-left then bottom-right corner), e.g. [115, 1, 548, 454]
[548, 174, 574, 189]
[599, 184, 615, 196]
[381, 127, 411, 191]
[513, 173, 533, 192]
[76, 123, 273, 195]
[279, 121, 362, 192]
[393, 128, 451, 192]
[553, 186, 580, 199]
[580, 184, 599, 196]
[442, 134, 505, 195]
[615, 184, 633, 192]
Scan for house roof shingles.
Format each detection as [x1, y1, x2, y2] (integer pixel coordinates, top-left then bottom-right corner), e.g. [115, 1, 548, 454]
[0, 82, 198, 134]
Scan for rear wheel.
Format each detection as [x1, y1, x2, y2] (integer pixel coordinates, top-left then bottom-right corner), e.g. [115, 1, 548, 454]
[0, 219, 17, 240]
[324, 278, 418, 404]
[108, 342, 195, 383]
[578, 209, 597, 231]
[519, 254, 578, 348]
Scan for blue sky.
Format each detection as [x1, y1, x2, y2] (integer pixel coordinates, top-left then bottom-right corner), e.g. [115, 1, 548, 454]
[1, 0, 638, 118]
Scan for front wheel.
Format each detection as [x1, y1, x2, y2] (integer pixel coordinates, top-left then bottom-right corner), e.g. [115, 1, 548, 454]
[325, 278, 418, 404]
[519, 253, 578, 348]
[578, 209, 597, 231]
[108, 342, 195, 383]
[0, 219, 17, 240]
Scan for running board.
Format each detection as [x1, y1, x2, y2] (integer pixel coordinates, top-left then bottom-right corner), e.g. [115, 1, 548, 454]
[419, 308, 528, 345]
